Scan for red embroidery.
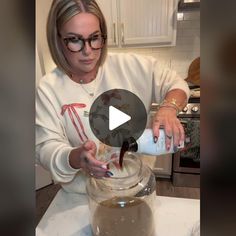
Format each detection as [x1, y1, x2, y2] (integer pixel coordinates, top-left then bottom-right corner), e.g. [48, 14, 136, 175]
[61, 103, 88, 142]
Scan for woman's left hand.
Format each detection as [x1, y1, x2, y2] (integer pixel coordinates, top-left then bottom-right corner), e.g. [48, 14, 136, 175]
[152, 107, 184, 151]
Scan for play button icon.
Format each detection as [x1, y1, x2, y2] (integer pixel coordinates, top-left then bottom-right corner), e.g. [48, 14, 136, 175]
[89, 89, 147, 147]
[109, 106, 131, 131]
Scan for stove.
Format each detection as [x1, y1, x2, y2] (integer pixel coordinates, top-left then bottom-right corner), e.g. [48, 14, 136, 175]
[172, 92, 200, 188]
[179, 102, 200, 117]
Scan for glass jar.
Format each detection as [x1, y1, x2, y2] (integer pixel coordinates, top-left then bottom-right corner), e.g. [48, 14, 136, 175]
[86, 152, 156, 236]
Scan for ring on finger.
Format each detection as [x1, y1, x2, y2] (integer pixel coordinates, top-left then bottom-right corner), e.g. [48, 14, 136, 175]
[166, 134, 172, 139]
[90, 172, 94, 176]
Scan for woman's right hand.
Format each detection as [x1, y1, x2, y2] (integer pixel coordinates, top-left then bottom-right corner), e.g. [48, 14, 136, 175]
[69, 140, 111, 178]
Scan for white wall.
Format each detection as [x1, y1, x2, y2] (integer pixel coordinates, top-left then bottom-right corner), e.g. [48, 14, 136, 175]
[36, 46, 43, 86]
[36, 0, 54, 189]
[36, 0, 55, 74]
[36, 45, 53, 190]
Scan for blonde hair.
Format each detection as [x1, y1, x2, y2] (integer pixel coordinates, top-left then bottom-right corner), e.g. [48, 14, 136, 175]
[47, 0, 107, 76]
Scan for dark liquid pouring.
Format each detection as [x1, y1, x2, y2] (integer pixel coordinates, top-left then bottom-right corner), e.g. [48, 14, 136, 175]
[119, 137, 138, 168]
[119, 141, 129, 168]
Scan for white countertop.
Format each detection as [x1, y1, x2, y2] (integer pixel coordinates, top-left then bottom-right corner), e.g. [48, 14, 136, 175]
[36, 189, 200, 236]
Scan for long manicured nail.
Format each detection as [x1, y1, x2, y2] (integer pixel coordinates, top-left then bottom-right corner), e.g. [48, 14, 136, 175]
[106, 171, 113, 177]
[153, 136, 158, 143]
[101, 164, 108, 170]
[167, 145, 170, 151]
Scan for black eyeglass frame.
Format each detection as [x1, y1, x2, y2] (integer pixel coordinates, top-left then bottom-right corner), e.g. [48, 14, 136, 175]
[62, 34, 107, 53]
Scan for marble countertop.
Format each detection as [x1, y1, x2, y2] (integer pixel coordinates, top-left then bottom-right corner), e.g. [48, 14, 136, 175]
[36, 189, 200, 236]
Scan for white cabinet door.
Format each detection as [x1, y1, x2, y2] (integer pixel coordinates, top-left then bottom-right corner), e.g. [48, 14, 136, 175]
[119, 0, 177, 47]
[96, 0, 119, 47]
[97, 0, 177, 47]
[35, 164, 53, 190]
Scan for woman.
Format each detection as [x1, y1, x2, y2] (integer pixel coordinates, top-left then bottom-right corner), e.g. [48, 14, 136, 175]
[36, 0, 190, 193]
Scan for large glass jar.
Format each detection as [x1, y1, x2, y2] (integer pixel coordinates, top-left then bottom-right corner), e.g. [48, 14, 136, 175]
[86, 152, 156, 236]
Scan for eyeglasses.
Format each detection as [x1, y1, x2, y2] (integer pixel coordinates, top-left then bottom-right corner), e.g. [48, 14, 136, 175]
[63, 34, 107, 52]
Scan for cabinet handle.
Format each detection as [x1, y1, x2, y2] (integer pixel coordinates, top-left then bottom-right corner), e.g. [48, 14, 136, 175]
[121, 23, 124, 44]
[113, 23, 116, 44]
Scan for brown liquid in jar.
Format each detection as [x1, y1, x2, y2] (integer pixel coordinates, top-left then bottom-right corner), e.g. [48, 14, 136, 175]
[92, 196, 155, 236]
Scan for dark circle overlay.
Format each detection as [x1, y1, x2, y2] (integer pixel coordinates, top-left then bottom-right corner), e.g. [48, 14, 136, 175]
[89, 89, 147, 147]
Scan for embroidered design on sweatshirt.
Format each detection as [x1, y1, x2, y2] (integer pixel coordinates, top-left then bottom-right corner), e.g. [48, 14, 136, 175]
[61, 103, 88, 142]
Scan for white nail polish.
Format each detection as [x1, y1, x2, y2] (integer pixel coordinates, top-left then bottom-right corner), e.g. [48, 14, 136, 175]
[101, 164, 107, 170]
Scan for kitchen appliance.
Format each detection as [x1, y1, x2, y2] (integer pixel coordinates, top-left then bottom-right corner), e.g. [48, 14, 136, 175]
[178, 0, 200, 12]
[172, 55, 200, 187]
[172, 94, 200, 187]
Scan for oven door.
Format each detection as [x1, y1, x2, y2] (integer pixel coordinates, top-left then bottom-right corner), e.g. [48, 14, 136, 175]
[172, 117, 200, 187]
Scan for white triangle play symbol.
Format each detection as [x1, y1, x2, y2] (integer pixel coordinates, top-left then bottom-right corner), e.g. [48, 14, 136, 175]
[109, 106, 131, 131]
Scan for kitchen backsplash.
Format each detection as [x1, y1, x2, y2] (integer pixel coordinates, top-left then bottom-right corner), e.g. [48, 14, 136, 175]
[109, 12, 200, 80]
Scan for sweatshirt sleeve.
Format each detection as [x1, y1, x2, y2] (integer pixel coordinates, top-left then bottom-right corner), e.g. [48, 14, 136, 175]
[152, 59, 190, 103]
[36, 85, 79, 183]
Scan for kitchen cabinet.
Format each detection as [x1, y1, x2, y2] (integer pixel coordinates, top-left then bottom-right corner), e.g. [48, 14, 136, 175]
[141, 153, 172, 178]
[35, 164, 53, 190]
[143, 112, 173, 178]
[96, 0, 119, 46]
[96, 0, 177, 47]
